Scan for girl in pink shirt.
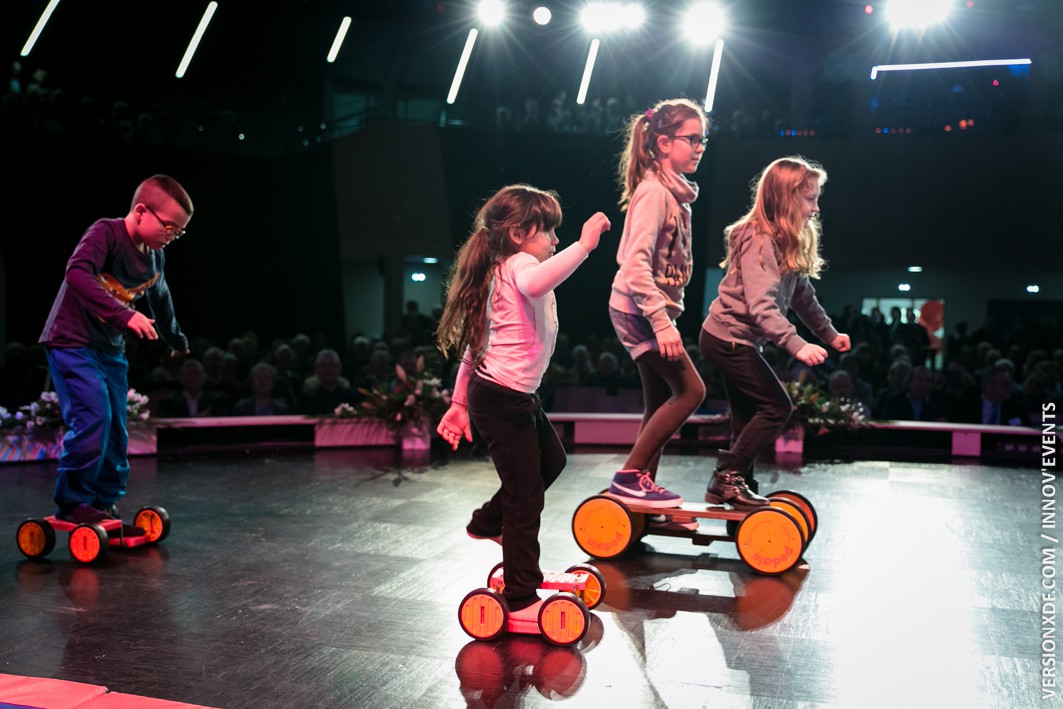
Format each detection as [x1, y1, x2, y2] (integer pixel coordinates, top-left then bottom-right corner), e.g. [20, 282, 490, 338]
[436, 184, 610, 620]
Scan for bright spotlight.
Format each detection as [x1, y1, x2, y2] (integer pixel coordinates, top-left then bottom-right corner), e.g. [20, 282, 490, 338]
[581, 2, 644, 34]
[1027, 284, 1040, 294]
[533, 6, 552, 25]
[478, 0, 505, 27]
[898, 283, 911, 292]
[703, 38, 724, 112]
[683, 2, 726, 45]
[327, 17, 352, 63]
[447, 29, 479, 104]
[176, 1, 219, 79]
[411, 272, 427, 282]
[20, 0, 62, 57]
[576, 38, 601, 105]
[886, 0, 951, 30]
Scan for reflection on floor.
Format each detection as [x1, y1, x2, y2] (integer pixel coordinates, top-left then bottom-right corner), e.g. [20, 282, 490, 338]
[0, 447, 1047, 708]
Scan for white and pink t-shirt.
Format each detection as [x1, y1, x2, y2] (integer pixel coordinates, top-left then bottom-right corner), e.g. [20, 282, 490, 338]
[451, 242, 589, 405]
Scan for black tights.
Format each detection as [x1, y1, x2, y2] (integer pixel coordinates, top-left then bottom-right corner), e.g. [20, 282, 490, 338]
[622, 349, 705, 478]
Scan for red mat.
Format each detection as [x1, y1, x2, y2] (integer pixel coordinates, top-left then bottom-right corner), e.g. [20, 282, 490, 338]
[0, 674, 218, 709]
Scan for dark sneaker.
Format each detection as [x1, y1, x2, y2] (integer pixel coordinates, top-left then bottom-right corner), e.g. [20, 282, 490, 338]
[608, 470, 683, 508]
[647, 514, 698, 532]
[466, 524, 502, 545]
[108, 523, 148, 538]
[94, 504, 120, 520]
[59, 503, 109, 524]
[705, 471, 770, 510]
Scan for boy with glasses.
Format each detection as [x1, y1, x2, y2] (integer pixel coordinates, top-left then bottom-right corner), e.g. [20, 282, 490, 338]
[39, 174, 192, 526]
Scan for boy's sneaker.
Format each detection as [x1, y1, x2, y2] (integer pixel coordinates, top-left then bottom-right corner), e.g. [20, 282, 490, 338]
[647, 514, 698, 532]
[59, 503, 109, 525]
[108, 523, 148, 539]
[608, 470, 683, 508]
[94, 504, 120, 520]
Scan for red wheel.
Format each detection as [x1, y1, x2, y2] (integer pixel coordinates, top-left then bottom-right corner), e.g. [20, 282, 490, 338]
[734, 508, 803, 576]
[16, 519, 56, 559]
[538, 593, 589, 647]
[69, 523, 108, 564]
[458, 588, 509, 641]
[487, 562, 505, 593]
[766, 490, 817, 543]
[571, 495, 643, 560]
[564, 563, 606, 610]
[134, 506, 170, 543]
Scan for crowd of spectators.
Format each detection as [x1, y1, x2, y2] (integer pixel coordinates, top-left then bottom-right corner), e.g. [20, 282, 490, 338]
[3, 61, 163, 148]
[1, 303, 1060, 428]
[492, 91, 798, 140]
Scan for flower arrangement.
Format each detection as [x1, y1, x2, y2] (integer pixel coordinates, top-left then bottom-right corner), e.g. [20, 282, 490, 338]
[1, 389, 152, 433]
[784, 379, 870, 435]
[343, 355, 450, 432]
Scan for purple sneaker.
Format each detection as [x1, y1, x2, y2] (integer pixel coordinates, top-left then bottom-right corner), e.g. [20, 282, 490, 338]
[608, 470, 683, 508]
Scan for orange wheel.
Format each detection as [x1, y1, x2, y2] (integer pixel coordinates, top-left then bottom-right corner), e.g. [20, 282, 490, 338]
[487, 562, 505, 593]
[564, 563, 606, 610]
[16, 519, 56, 559]
[571, 495, 640, 560]
[69, 523, 108, 564]
[134, 506, 170, 543]
[768, 498, 810, 548]
[458, 588, 509, 641]
[766, 490, 817, 543]
[734, 508, 803, 576]
[538, 593, 589, 646]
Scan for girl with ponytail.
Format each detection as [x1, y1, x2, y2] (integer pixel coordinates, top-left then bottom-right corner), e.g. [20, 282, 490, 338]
[436, 184, 610, 620]
[605, 98, 709, 524]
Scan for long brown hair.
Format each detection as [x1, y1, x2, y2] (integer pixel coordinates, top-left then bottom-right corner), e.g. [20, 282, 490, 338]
[721, 156, 827, 278]
[436, 184, 563, 363]
[616, 97, 708, 211]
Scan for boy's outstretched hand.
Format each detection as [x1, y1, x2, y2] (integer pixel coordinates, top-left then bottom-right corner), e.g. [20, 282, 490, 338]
[126, 311, 158, 340]
[578, 212, 611, 253]
[437, 403, 473, 450]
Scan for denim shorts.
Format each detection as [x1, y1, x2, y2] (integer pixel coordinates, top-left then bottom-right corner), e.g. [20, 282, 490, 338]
[609, 307, 660, 360]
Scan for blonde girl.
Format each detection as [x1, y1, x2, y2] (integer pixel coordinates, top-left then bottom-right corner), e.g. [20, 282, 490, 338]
[700, 156, 850, 508]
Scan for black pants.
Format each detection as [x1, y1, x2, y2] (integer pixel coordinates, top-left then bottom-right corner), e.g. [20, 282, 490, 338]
[699, 329, 792, 468]
[467, 373, 566, 609]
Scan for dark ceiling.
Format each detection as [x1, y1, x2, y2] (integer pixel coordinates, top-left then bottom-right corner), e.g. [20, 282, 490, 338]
[4, 1, 1060, 141]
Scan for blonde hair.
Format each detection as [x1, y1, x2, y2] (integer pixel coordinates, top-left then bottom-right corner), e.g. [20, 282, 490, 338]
[721, 156, 827, 278]
[436, 184, 563, 363]
[616, 97, 708, 211]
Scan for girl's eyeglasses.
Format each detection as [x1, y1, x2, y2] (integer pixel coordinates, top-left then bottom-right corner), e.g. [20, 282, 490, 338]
[671, 134, 708, 148]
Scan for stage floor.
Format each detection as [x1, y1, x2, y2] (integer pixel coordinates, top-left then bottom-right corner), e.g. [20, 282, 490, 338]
[0, 447, 1048, 708]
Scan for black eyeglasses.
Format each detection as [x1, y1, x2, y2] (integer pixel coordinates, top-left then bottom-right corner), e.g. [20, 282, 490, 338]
[144, 205, 186, 239]
[671, 134, 708, 148]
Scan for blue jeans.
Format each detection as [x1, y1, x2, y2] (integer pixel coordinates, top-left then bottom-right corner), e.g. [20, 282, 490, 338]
[467, 373, 566, 610]
[46, 347, 131, 513]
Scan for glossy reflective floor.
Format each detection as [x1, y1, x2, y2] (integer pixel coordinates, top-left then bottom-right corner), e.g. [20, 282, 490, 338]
[0, 447, 1047, 708]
